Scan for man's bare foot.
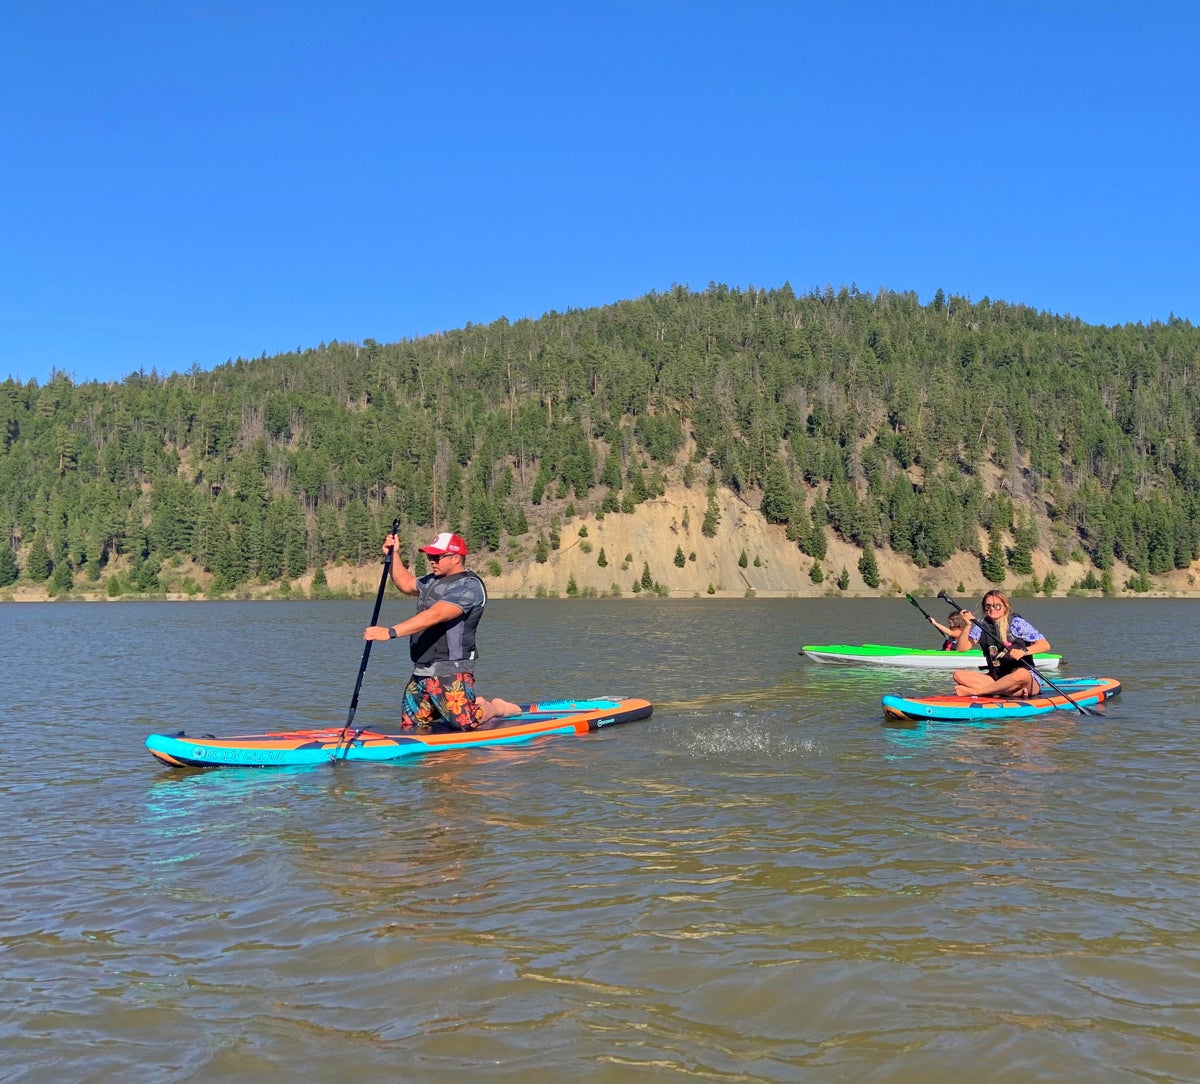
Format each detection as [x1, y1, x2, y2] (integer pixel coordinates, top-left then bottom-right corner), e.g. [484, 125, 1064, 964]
[477, 696, 522, 723]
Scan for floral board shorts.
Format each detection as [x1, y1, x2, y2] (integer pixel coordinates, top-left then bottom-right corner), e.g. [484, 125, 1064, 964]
[400, 672, 482, 731]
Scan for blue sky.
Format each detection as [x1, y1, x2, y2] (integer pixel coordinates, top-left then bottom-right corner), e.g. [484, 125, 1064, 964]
[4, 2, 1197, 386]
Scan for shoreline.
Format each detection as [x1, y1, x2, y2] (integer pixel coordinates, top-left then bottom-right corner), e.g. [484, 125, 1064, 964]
[6, 585, 1199, 603]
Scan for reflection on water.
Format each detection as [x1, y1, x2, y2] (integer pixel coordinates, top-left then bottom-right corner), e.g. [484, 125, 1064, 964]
[2, 598, 1199, 1081]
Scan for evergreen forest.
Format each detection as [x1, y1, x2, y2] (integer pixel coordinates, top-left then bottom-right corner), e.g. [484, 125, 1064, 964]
[2, 282, 1199, 598]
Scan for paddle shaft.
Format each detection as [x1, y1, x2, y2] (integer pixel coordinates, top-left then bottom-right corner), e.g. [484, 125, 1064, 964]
[905, 593, 945, 642]
[906, 593, 993, 668]
[905, 593, 936, 622]
[937, 590, 1099, 716]
[341, 518, 402, 738]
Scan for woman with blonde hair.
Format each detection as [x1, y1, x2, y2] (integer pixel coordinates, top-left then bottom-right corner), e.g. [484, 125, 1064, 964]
[950, 590, 1051, 697]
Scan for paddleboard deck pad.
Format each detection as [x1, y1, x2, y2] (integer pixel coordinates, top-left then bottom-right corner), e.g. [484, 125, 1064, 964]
[802, 643, 1062, 670]
[882, 678, 1120, 722]
[147, 697, 653, 768]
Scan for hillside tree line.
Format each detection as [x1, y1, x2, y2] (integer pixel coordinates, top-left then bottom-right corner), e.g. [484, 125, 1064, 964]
[2, 283, 1198, 595]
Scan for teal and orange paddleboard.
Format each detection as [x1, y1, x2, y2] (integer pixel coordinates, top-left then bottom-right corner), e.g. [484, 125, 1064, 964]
[147, 697, 653, 768]
[882, 678, 1120, 722]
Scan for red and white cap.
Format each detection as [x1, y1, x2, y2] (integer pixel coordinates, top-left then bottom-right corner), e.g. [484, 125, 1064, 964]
[419, 531, 468, 556]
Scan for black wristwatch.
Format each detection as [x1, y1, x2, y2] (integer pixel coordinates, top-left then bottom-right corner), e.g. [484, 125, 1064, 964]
[388, 627, 398, 639]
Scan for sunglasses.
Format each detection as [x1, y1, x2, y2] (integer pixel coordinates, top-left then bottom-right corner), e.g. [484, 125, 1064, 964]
[983, 602, 1004, 611]
[428, 553, 455, 562]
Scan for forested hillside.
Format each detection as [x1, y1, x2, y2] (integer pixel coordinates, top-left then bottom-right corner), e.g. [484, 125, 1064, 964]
[3, 283, 1198, 598]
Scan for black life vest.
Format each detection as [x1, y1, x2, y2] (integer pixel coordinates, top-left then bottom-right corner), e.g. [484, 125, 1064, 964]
[980, 616, 1030, 679]
[409, 570, 487, 671]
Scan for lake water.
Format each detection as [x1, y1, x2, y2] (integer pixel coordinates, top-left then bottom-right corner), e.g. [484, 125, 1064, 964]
[3, 597, 1199, 1082]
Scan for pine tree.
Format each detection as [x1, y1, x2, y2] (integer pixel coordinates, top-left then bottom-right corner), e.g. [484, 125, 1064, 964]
[982, 524, 1007, 583]
[49, 561, 73, 594]
[626, 461, 647, 504]
[760, 460, 793, 525]
[211, 534, 247, 592]
[600, 447, 622, 488]
[803, 500, 828, 560]
[26, 536, 52, 581]
[0, 545, 17, 587]
[858, 544, 880, 588]
[1008, 534, 1033, 575]
[469, 486, 501, 552]
[1009, 514, 1036, 575]
[343, 501, 372, 564]
[702, 477, 721, 538]
[133, 554, 161, 592]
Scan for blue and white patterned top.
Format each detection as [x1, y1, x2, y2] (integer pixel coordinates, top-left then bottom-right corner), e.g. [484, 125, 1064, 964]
[968, 614, 1042, 645]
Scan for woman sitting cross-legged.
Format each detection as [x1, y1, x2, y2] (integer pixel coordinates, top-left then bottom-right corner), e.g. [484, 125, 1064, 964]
[950, 590, 1050, 698]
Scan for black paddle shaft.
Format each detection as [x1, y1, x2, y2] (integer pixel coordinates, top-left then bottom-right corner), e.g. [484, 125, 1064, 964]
[905, 593, 935, 620]
[908, 592, 991, 669]
[937, 589, 1099, 716]
[342, 517, 402, 733]
[905, 593, 942, 640]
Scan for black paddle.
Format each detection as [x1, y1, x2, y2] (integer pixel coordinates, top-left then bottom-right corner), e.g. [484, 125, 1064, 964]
[905, 593, 945, 641]
[907, 592, 992, 669]
[937, 589, 1101, 716]
[335, 517, 402, 757]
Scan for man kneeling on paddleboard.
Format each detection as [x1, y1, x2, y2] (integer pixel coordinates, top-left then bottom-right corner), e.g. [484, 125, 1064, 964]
[364, 531, 520, 730]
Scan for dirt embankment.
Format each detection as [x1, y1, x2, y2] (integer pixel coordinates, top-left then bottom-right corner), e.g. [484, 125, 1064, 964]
[8, 480, 1194, 602]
